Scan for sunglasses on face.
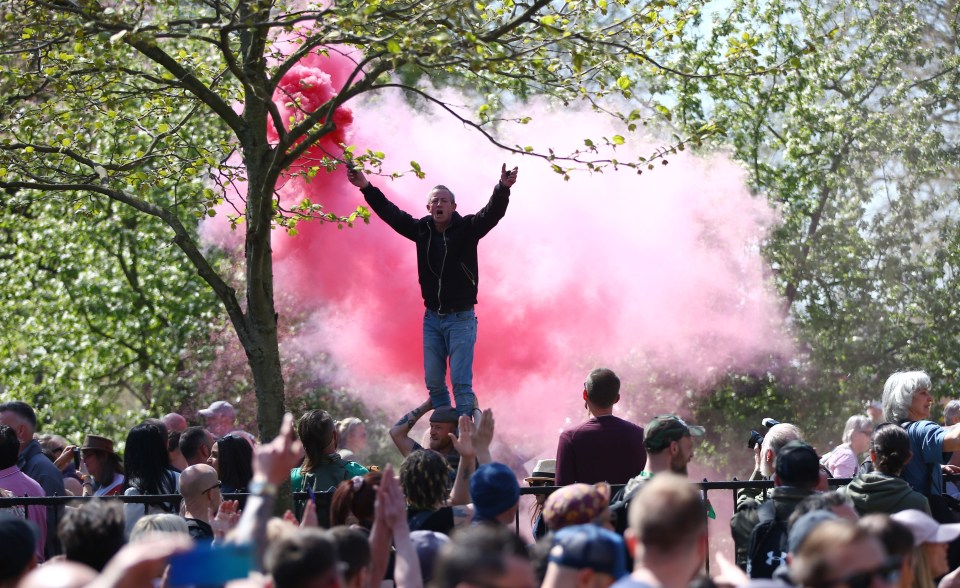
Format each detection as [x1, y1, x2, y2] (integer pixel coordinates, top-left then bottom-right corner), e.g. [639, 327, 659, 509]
[821, 557, 901, 588]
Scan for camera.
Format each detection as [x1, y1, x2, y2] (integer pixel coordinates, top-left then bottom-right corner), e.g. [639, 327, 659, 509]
[72, 447, 80, 469]
[746, 418, 781, 449]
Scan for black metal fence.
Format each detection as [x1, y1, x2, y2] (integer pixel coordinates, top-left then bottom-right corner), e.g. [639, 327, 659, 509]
[1, 478, 858, 534]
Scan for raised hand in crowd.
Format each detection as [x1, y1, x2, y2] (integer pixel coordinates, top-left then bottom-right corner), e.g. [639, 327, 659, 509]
[211, 499, 241, 541]
[53, 444, 78, 472]
[86, 535, 192, 588]
[228, 412, 303, 566]
[299, 498, 318, 528]
[252, 412, 304, 486]
[381, 464, 423, 588]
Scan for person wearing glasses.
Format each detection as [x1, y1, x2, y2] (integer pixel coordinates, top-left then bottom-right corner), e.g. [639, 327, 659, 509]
[77, 435, 124, 497]
[39, 433, 83, 496]
[789, 518, 900, 588]
[347, 164, 518, 420]
[179, 463, 233, 541]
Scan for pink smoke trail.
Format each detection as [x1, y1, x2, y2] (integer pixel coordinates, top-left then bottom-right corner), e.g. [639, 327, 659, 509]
[201, 50, 792, 470]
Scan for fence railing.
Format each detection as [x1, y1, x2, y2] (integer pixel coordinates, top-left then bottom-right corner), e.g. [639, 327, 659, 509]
[1, 479, 861, 537]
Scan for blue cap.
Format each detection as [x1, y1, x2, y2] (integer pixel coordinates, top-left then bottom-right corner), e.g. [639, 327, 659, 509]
[470, 462, 520, 520]
[548, 524, 628, 579]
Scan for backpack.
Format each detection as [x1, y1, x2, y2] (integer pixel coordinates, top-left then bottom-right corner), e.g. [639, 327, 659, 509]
[608, 480, 645, 536]
[745, 501, 789, 579]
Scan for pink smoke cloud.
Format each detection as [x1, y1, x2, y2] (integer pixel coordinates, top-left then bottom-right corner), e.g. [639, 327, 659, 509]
[201, 50, 792, 467]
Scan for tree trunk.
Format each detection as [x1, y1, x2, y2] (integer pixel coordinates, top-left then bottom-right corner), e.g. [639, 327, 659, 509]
[242, 143, 286, 443]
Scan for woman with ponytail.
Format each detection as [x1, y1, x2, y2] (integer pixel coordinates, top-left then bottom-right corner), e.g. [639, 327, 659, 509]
[839, 422, 932, 516]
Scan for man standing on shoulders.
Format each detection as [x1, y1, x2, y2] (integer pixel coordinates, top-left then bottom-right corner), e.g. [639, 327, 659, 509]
[555, 369, 646, 486]
[347, 163, 518, 419]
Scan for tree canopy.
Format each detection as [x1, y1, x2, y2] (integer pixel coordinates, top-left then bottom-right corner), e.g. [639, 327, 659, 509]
[1, 0, 773, 440]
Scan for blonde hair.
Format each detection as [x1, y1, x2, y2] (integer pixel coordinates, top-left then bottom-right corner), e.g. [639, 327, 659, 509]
[129, 514, 189, 542]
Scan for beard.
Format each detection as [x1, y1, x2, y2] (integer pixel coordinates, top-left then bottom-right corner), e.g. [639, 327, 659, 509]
[670, 453, 689, 476]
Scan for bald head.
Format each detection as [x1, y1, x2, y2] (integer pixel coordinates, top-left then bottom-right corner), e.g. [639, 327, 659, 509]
[162, 413, 188, 433]
[19, 561, 97, 588]
[180, 464, 219, 499]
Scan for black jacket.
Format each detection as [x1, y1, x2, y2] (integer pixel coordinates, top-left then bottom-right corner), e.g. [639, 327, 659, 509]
[361, 183, 510, 312]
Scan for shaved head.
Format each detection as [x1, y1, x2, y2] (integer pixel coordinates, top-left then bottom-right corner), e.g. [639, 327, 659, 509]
[179, 464, 219, 499]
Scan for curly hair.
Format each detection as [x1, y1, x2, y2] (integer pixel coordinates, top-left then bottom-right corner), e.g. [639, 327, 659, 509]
[400, 450, 452, 511]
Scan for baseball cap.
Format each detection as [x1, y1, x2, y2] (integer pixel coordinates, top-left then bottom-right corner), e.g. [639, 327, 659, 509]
[788, 510, 839, 553]
[892, 509, 960, 546]
[548, 524, 628, 579]
[429, 406, 460, 424]
[470, 462, 520, 521]
[199, 400, 235, 417]
[775, 441, 820, 487]
[410, 530, 450, 583]
[643, 414, 705, 452]
[542, 482, 610, 531]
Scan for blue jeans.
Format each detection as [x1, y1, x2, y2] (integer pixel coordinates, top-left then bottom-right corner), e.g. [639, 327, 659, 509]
[423, 308, 478, 416]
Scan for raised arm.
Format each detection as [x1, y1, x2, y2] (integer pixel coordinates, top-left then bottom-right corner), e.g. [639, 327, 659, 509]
[374, 464, 424, 588]
[228, 412, 304, 568]
[347, 166, 419, 240]
[390, 399, 434, 457]
[943, 423, 960, 452]
[470, 164, 515, 238]
[449, 415, 478, 506]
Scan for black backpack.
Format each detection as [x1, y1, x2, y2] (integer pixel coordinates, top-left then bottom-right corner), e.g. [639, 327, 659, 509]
[745, 501, 788, 579]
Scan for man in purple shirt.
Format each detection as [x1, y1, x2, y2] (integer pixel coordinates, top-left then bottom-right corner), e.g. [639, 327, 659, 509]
[555, 368, 646, 485]
[0, 424, 46, 563]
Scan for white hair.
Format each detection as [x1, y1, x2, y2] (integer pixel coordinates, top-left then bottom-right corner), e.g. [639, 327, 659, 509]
[841, 415, 873, 444]
[944, 400, 960, 425]
[882, 371, 932, 423]
[760, 423, 803, 477]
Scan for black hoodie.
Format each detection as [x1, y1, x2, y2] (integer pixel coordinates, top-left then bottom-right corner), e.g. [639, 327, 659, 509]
[361, 183, 510, 312]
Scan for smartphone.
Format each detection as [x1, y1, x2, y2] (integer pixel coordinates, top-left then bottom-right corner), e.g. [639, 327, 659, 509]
[167, 542, 254, 586]
[72, 448, 80, 469]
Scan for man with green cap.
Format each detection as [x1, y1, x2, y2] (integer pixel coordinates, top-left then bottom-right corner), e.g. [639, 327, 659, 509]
[609, 414, 706, 535]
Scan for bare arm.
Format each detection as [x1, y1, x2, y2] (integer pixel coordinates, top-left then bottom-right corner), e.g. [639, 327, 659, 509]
[227, 412, 304, 568]
[944, 424, 960, 452]
[378, 465, 423, 588]
[449, 415, 478, 506]
[368, 463, 397, 588]
[389, 399, 433, 457]
[473, 408, 495, 465]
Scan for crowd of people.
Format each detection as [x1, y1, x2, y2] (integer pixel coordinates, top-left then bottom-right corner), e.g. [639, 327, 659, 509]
[3, 369, 960, 588]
